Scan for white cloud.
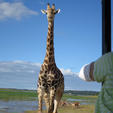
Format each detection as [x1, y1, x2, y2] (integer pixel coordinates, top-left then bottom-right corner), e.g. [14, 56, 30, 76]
[0, 61, 101, 91]
[0, 61, 41, 73]
[0, 2, 38, 20]
[60, 68, 77, 76]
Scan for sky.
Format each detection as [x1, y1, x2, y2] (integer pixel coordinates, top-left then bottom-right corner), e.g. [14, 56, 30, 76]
[0, 61, 101, 91]
[0, 0, 112, 90]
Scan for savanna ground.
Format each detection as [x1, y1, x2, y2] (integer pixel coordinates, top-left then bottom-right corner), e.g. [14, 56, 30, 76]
[0, 88, 98, 113]
[25, 105, 95, 113]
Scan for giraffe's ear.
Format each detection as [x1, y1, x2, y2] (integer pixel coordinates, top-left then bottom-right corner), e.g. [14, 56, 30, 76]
[41, 10, 47, 14]
[54, 9, 60, 14]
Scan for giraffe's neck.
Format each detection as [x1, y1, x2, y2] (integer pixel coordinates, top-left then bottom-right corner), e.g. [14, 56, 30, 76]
[43, 21, 55, 65]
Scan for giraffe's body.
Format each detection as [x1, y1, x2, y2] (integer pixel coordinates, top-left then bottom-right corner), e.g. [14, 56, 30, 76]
[37, 4, 64, 113]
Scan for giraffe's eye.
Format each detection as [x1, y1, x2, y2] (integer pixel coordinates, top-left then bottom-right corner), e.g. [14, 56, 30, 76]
[50, 11, 53, 15]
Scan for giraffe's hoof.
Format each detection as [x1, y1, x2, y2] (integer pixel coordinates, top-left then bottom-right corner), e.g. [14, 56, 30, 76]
[48, 110, 53, 113]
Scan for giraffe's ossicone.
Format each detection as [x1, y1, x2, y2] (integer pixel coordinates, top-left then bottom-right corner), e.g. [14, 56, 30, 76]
[37, 3, 64, 113]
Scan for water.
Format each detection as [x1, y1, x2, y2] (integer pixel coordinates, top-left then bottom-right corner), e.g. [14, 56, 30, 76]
[0, 99, 96, 113]
[0, 100, 38, 113]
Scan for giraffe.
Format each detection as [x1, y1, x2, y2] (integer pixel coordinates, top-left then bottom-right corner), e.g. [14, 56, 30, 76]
[37, 3, 64, 113]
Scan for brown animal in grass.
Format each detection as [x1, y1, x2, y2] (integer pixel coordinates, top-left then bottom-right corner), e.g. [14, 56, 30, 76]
[60, 101, 69, 107]
[71, 102, 80, 108]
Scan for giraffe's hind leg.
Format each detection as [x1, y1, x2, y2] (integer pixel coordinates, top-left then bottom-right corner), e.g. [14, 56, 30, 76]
[53, 87, 64, 113]
[37, 87, 44, 113]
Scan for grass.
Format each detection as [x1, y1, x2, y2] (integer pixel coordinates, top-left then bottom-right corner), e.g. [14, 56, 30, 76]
[25, 105, 95, 113]
[59, 105, 95, 113]
[62, 93, 97, 100]
[0, 88, 97, 113]
[0, 88, 97, 101]
[0, 88, 37, 101]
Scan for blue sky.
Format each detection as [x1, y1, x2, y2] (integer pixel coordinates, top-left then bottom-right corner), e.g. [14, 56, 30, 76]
[0, 0, 113, 73]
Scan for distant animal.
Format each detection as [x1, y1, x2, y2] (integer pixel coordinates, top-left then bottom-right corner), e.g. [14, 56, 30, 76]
[37, 3, 64, 113]
[71, 102, 80, 108]
[60, 101, 69, 107]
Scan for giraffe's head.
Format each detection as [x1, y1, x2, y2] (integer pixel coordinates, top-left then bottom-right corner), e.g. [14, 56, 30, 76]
[41, 3, 60, 22]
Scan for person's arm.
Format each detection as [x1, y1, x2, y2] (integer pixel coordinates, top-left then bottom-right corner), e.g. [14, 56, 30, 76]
[79, 52, 113, 82]
[89, 62, 95, 81]
[79, 63, 95, 81]
[93, 52, 113, 82]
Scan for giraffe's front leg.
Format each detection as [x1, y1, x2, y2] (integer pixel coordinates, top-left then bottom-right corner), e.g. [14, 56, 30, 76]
[44, 92, 50, 113]
[53, 99, 59, 113]
[49, 88, 55, 113]
[37, 87, 43, 113]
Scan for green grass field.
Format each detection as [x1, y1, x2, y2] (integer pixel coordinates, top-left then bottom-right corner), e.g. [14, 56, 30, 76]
[0, 88, 97, 101]
[25, 105, 95, 113]
[0, 88, 37, 101]
[62, 93, 97, 100]
[58, 105, 95, 113]
[0, 88, 97, 113]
